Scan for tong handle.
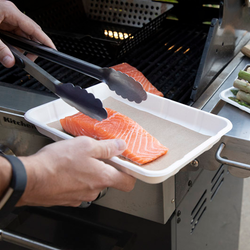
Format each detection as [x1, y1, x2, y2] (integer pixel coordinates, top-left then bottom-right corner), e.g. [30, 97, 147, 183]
[0, 31, 104, 80]
[6, 42, 61, 93]
[0, 30, 147, 105]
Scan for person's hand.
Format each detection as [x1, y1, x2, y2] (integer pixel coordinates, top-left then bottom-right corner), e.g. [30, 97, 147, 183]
[0, 0, 55, 68]
[17, 137, 136, 207]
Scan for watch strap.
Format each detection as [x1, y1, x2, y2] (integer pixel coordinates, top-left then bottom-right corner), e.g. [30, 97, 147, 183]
[0, 153, 27, 217]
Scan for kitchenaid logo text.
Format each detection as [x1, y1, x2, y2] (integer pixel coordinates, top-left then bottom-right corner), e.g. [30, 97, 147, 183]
[3, 116, 36, 129]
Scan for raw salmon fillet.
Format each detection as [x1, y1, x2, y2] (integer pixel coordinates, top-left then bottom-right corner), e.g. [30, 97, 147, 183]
[111, 63, 164, 97]
[60, 108, 168, 165]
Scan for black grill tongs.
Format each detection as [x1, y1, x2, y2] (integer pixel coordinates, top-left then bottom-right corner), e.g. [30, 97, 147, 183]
[6, 42, 108, 121]
[0, 31, 147, 121]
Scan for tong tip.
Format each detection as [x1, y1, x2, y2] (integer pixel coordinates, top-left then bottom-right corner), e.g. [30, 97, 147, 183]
[104, 68, 147, 103]
[56, 83, 107, 121]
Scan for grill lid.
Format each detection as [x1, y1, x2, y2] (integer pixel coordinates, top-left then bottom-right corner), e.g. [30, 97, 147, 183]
[191, 1, 250, 102]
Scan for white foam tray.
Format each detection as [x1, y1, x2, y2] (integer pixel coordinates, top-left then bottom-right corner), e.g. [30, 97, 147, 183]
[220, 87, 250, 114]
[25, 83, 232, 184]
[220, 63, 250, 114]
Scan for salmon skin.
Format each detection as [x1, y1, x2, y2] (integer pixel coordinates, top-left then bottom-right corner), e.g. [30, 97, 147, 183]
[60, 108, 168, 165]
[111, 63, 164, 97]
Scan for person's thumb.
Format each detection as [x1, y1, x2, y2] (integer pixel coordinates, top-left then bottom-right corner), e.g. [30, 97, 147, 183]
[0, 40, 15, 68]
[91, 138, 127, 159]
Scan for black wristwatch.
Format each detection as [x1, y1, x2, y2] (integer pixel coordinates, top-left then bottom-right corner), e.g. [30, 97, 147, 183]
[0, 153, 27, 218]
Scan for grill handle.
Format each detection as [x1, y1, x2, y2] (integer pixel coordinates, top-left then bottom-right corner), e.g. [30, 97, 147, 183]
[215, 142, 250, 171]
[0, 229, 61, 250]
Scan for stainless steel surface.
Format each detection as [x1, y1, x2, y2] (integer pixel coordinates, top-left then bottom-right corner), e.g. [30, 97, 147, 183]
[192, 52, 245, 110]
[193, 52, 249, 113]
[191, 49, 250, 179]
[191, 0, 250, 102]
[0, 95, 54, 156]
[198, 135, 250, 178]
[0, 84, 56, 114]
[216, 142, 250, 173]
[0, 229, 60, 250]
[94, 176, 175, 224]
[175, 167, 203, 208]
[176, 165, 243, 250]
[193, 46, 250, 128]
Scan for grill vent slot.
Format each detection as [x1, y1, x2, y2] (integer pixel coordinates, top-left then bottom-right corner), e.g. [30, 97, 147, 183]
[190, 190, 207, 234]
[189, 166, 227, 234]
[210, 165, 225, 201]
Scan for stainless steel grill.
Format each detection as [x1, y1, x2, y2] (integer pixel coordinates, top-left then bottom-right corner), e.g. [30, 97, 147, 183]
[0, 0, 250, 249]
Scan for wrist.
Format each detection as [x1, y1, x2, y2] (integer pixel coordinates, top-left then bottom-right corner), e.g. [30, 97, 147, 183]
[0, 157, 12, 199]
[16, 156, 35, 206]
[0, 154, 27, 217]
[16, 155, 46, 207]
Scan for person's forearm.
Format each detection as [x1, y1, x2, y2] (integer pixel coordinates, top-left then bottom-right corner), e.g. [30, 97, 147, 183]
[0, 157, 12, 199]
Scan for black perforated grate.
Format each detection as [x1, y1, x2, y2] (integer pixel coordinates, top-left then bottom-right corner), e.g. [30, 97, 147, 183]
[83, 0, 169, 28]
[0, 19, 208, 104]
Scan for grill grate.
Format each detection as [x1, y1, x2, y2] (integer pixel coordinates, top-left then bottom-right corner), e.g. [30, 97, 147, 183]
[119, 20, 208, 103]
[0, 20, 208, 104]
[24, 0, 172, 59]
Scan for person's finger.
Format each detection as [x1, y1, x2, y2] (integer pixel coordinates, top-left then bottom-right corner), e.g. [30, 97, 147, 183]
[89, 138, 127, 159]
[26, 53, 37, 62]
[77, 138, 136, 191]
[0, 39, 15, 67]
[16, 16, 56, 49]
[0, 1, 56, 49]
[105, 166, 136, 192]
